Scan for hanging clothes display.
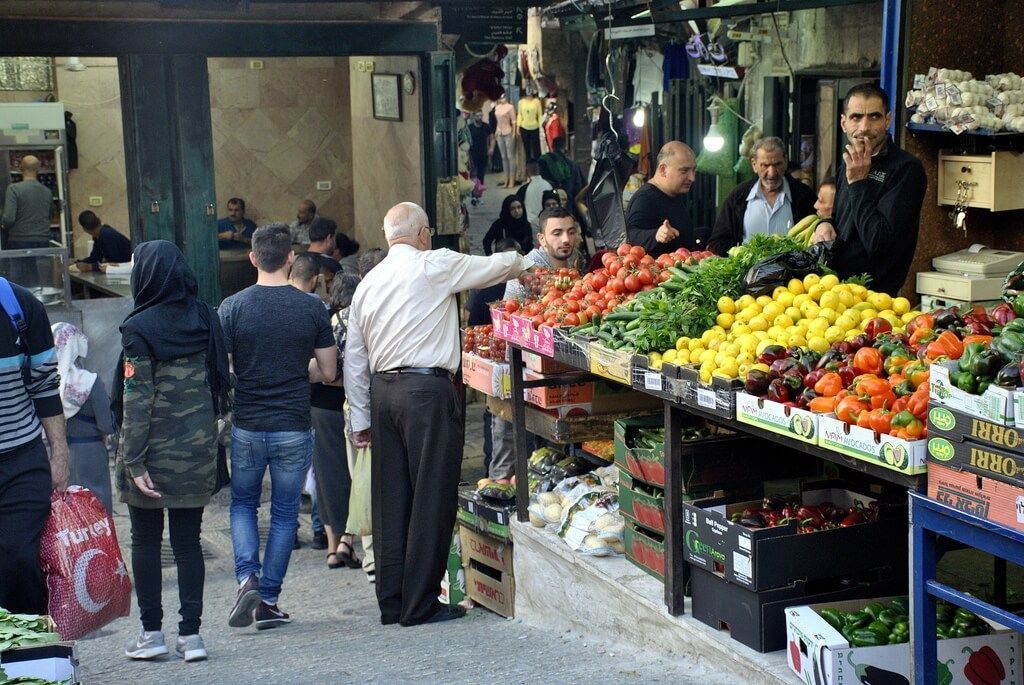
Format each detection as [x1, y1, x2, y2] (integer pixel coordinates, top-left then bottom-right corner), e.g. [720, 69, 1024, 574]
[662, 42, 690, 91]
[632, 47, 665, 106]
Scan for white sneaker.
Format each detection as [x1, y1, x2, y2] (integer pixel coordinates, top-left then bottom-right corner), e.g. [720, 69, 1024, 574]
[176, 634, 208, 662]
[125, 630, 169, 660]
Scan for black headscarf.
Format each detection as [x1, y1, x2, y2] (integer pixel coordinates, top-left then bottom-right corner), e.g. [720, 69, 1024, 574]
[111, 240, 231, 425]
[482, 195, 533, 255]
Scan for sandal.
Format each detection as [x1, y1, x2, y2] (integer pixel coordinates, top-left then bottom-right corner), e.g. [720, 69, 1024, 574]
[336, 540, 362, 569]
[326, 552, 345, 570]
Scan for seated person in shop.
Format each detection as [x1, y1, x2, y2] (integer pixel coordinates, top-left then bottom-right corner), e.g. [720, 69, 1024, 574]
[73, 210, 132, 272]
[624, 141, 699, 257]
[217, 197, 258, 249]
[814, 178, 836, 219]
[708, 136, 817, 255]
[811, 84, 927, 295]
[289, 199, 317, 245]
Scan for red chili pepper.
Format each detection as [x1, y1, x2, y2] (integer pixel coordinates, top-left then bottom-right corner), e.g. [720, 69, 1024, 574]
[963, 645, 1006, 685]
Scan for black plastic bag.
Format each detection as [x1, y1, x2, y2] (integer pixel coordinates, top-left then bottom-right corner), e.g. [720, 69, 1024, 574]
[586, 133, 636, 249]
[742, 241, 834, 296]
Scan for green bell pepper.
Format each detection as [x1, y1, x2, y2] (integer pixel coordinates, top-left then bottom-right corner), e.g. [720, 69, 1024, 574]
[866, 620, 892, 640]
[850, 628, 888, 647]
[844, 610, 872, 628]
[890, 597, 910, 615]
[819, 608, 844, 631]
[864, 602, 886, 619]
[969, 348, 1008, 378]
[952, 369, 980, 393]
[876, 609, 898, 628]
[960, 342, 987, 372]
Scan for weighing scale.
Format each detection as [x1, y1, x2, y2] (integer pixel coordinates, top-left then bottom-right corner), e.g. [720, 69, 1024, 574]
[916, 244, 1024, 307]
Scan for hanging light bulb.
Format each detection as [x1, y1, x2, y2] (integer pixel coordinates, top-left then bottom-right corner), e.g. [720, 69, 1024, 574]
[703, 99, 725, 152]
[632, 106, 646, 128]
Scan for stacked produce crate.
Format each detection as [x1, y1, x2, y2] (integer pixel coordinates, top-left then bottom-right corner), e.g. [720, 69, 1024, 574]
[457, 488, 517, 617]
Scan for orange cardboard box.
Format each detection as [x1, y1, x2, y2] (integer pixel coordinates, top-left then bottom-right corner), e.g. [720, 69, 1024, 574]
[461, 352, 510, 399]
[927, 461, 1024, 532]
[522, 368, 594, 408]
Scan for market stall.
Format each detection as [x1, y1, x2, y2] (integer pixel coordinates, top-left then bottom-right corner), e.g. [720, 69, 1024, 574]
[454, 223, 1024, 683]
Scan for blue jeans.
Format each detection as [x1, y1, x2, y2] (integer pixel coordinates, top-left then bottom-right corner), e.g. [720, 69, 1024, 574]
[229, 427, 313, 604]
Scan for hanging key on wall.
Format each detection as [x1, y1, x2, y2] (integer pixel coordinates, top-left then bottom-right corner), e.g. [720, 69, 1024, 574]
[950, 179, 976, 236]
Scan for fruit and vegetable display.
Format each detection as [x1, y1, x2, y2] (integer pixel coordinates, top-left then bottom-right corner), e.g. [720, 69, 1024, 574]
[817, 599, 989, 647]
[729, 494, 881, 534]
[497, 245, 713, 330]
[0, 610, 60, 652]
[462, 324, 507, 361]
[573, 234, 810, 353]
[669, 271, 920, 382]
[787, 214, 825, 248]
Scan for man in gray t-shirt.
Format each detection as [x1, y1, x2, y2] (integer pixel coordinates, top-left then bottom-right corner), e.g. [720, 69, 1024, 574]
[2, 155, 53, 248]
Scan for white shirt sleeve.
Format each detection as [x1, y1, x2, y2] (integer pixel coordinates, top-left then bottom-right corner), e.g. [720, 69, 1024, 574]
[425, 249, 531, 294]
[343, 297, 372, 432]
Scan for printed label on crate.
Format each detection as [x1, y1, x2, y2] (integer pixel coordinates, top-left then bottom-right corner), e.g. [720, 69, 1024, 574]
[929, 462, 1024, 532]
[932, 482, 991, 518]
[818, 415, 927, 474]
[1017, 496, 1024, 523]
[928, 435, 1024, 489]
[696, 387, 716, 409]
[644, 371, 661, 391]
[735, 392, 817, 443]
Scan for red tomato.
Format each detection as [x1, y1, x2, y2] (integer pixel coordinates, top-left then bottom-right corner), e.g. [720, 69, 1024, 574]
[637, 268, 654, 285]
[609, 278, 625, 294]
[642, 284, 655, 291]
[616, 243, 632, 257]
[592, 273, 608, 289]
[551, 298, 564, 308]
[563, 313, 580, 326]
[624, 275, 641, 292]
[585, 305, 601, 318]
[629, 246, 646, 259]
[531, 315, 545, 328]
[601, 252, 615, 268]
[504, 300, 520, 313]
[616, 266, 630, 280]
[593, 298, 607, 310]
[564, 300, 581, 313]
[640, 255, 655, 267]
[622, 256, 638, 269]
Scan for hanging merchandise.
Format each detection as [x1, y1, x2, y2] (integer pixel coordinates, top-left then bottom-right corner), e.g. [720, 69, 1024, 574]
[544, 101, 565, 152]
[662, 42, 690, 91]
[632, 47, 665, 106]
[460, 46, 508, 111]
[435, 178, 463, 235]
[586, 30, 605, 91]
[586, 133, 636, 250]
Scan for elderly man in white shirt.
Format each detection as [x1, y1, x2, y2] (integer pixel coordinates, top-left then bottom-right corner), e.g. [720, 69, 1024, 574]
[343, 202, 531, 627]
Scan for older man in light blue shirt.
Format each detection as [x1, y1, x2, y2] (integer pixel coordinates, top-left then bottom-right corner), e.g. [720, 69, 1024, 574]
[743, 139, 793, 239]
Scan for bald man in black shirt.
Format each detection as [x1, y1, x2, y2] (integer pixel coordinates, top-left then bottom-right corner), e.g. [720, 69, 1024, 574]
[625, 141, 699, 257]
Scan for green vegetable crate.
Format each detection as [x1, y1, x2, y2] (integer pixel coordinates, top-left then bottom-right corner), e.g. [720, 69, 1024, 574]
[786, 596, 1020, 685]
[623, 516, 665, 581]
[617, 469, 742, 534]
[930, 360, 1021, 427]
[457, 489, 513, 541]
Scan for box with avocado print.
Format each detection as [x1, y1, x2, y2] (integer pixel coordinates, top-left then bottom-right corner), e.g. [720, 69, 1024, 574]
[735, 391, 818, 444]
[928, 403, 1024, 489]
[930, 360, 1019, 426]
[818, 414, 928, 475]
[682, 481, 907, 592]
[785, 596, 1021, 685]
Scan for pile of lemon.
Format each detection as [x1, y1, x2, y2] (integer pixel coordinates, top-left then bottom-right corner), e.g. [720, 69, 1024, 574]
[646, 273, 923, 383]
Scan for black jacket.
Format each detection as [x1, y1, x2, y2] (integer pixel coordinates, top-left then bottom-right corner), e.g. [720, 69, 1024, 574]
[708, 175, 817, 256]
[829, 138, 927, 295]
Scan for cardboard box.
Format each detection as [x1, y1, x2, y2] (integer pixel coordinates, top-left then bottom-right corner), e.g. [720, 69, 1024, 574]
[817, 414, 928, 475]
[460, 525, 514, 618]
[591, 383, 663, 413]
[736, 392, 819, 444]
[523, 350, 573, 374]
[457, 489, 515, 540]
[682, 482, 907, 592]
[623, 516, 665, 581]
[677, 364, 742, 419]
[490, 309, 555, 357]
[927, 462, 1024, 532]
[522, 368, 594, 409]
[928, 433, 1024, 490]
[589, 341, 633, 385]
[461, 352, 510, 399]
[0, 642, 78, 683]
[618, 469, 755, 534]
[931, 360, 1017, 425]
[631, 354, 676, 401]
[552, 327, 592, 371]
[691, 568, 905, 653]
[439, 527, 466, 606]
[786, 597, 1022, 684]
[929, 402, 1024, 453]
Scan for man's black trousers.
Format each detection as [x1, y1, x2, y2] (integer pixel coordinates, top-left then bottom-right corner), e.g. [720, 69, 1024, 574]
[0, 437, 52, 614]
[370, 372, 463, 626]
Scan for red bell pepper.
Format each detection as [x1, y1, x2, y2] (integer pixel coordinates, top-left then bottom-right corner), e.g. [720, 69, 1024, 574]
[963, 645, 1006, 685]
[863, 317, 893, 340]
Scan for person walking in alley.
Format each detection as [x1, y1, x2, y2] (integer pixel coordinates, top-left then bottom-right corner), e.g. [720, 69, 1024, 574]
[220, 224, 336, 631]
[114, 241, 230, 663]
[343, 202, 531, 626]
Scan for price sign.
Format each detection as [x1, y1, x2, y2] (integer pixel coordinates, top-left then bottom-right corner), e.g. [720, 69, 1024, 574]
[697, 388, 716, 409]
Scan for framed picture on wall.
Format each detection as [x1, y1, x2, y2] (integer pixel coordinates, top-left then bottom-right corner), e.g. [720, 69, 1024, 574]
[371, 73, 402, 122]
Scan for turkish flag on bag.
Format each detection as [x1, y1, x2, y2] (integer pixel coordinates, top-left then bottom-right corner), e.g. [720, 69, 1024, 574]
[38, 487, 131, 639]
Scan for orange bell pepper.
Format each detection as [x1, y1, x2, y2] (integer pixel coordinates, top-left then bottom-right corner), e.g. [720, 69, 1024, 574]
[808, 395, 838, 414]
[907, 389, 929, 419]
[907, 313, 935, 336]
[892, 395, 910, 413]
[855, 376, 891, 398]
[835, 395, 871, 424]
[867, 408, 894, 435]
[857, 410, 873, 428]
[870, 390, 898, 410]
[909, 326, 934, 350]
[925, 330, 965, 361]
[962, 334, 994, 347]
[813, 372, 843, 398]
[853, 347, 884, 375]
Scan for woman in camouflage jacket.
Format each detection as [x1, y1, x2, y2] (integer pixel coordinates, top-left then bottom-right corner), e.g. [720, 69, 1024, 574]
[113, 241, 230, 663]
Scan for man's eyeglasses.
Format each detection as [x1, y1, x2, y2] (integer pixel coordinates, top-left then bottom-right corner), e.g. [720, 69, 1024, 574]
[423, 225, 437, 236]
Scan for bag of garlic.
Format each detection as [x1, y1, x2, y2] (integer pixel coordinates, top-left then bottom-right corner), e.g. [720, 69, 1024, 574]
[556, 490, 624, 556]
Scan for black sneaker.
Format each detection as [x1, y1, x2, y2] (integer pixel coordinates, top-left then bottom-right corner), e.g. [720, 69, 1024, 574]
[311, 531, 328, 550]
[228, 575, 261, 628]
[255, 602, 292, 630]
[292, 533, 302, 550]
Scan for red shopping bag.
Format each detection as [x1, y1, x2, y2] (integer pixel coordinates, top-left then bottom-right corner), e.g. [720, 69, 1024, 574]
[38, 487, 131, 639]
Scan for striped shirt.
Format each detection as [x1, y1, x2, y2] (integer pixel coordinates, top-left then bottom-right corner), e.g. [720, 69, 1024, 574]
[0, 283, 61, 454]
